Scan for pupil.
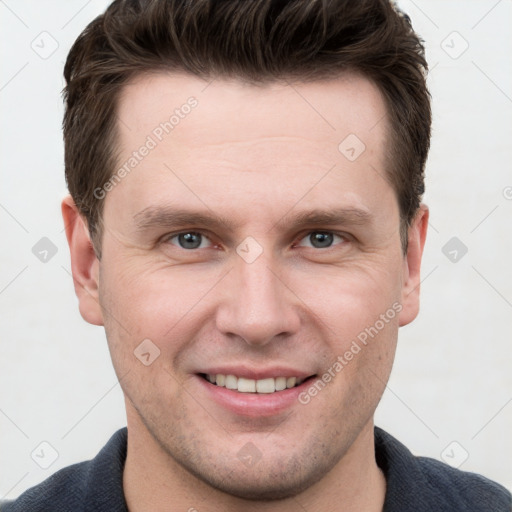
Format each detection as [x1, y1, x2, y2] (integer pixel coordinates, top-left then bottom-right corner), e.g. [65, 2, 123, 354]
[179, 232, 202, 249]
[310, 232, 333, 248]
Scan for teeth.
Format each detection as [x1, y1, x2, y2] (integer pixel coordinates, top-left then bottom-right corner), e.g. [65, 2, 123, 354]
[225, 374, 238, 390]
[256, 378, 275, 394]
[205, 374, 307, 393]
[275, 377, 287, 391]
[238, 377, 256, 393]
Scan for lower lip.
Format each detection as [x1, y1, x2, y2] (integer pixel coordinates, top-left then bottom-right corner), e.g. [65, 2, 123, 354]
[195, 374, 315, 418]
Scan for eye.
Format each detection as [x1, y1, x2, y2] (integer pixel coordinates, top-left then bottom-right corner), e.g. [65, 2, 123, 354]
[167, 232, 212, 250]
[296, 231, 346, 249]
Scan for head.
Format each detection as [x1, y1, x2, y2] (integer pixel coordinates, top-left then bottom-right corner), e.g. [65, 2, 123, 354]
[62, 0, 430, 502]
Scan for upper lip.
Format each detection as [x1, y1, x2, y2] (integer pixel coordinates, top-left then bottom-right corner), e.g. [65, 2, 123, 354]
[197, 366, 316, 380]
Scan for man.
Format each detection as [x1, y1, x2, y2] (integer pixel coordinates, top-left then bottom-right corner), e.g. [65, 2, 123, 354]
[2, 0, 510, 511]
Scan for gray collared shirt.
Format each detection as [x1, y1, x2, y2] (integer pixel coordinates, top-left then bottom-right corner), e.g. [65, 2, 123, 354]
[2, 427, 510, 511]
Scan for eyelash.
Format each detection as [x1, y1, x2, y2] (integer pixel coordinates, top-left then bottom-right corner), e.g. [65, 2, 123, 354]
[162, 230, 349, 250]
[294, 231, 347, 249]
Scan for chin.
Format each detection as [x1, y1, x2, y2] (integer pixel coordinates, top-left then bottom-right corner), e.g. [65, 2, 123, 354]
[186, 460, 324, 502]
[160, 429, 346, 503]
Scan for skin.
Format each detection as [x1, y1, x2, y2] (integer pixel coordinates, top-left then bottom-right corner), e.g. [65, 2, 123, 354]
[63, 72, 428, 512]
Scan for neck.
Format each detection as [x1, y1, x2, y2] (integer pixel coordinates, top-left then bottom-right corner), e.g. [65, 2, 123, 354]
[122, 415, 386, 512]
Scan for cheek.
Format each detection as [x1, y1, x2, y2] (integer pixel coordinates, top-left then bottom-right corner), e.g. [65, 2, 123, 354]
[288, 260, 402, 396]
[102, 258, 203, 319]
[291, 259, 403, 338]
[98, 260, 227, 358]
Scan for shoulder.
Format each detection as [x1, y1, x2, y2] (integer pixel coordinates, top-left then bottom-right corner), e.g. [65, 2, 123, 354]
[375, 427, 512, 512]
[1, 428, 128, 512]
[416, 454, 512, 510]
[0, 460, 90, 511]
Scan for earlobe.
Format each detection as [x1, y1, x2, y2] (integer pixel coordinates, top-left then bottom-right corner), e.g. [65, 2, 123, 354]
[398, 204, 429, 327]
[61, 195, 104, 326]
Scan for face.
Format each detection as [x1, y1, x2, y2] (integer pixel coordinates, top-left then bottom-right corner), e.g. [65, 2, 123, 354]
[65, 72, 427, 500]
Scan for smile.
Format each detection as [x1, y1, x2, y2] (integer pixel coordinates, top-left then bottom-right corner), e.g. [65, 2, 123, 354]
[199, 373, 310, 394]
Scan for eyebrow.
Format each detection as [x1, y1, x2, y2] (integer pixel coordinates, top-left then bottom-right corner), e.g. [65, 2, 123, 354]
[133, 206, 373, 233]
[272, 207, 372, 231]
[134, 207, 238, 232]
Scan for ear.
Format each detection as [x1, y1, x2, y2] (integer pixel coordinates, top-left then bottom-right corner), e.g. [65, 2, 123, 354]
[398, 204, 429, 327]
[61, 195, 104, 326]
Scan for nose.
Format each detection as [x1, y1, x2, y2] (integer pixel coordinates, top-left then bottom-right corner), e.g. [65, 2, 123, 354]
[215, 254, 301, 347]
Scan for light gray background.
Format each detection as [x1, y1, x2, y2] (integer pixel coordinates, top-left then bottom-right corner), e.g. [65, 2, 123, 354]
[1, 0, 511, 499]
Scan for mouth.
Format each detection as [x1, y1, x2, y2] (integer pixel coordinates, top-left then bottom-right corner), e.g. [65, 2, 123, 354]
[198, 373, 317, 394]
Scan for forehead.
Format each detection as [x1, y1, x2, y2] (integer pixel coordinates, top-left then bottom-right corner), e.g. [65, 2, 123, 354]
[117, 71, 388, 147]
[108, 71, 394, 227]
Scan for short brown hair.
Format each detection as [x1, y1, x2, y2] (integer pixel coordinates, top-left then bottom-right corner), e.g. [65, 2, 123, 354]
[63, 0, 431, 255]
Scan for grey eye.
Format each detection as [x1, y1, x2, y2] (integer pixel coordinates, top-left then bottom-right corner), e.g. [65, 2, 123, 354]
[170, 232, 209, 249]
[309, 232, 334, 248]
[297, 231, 345, 249]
